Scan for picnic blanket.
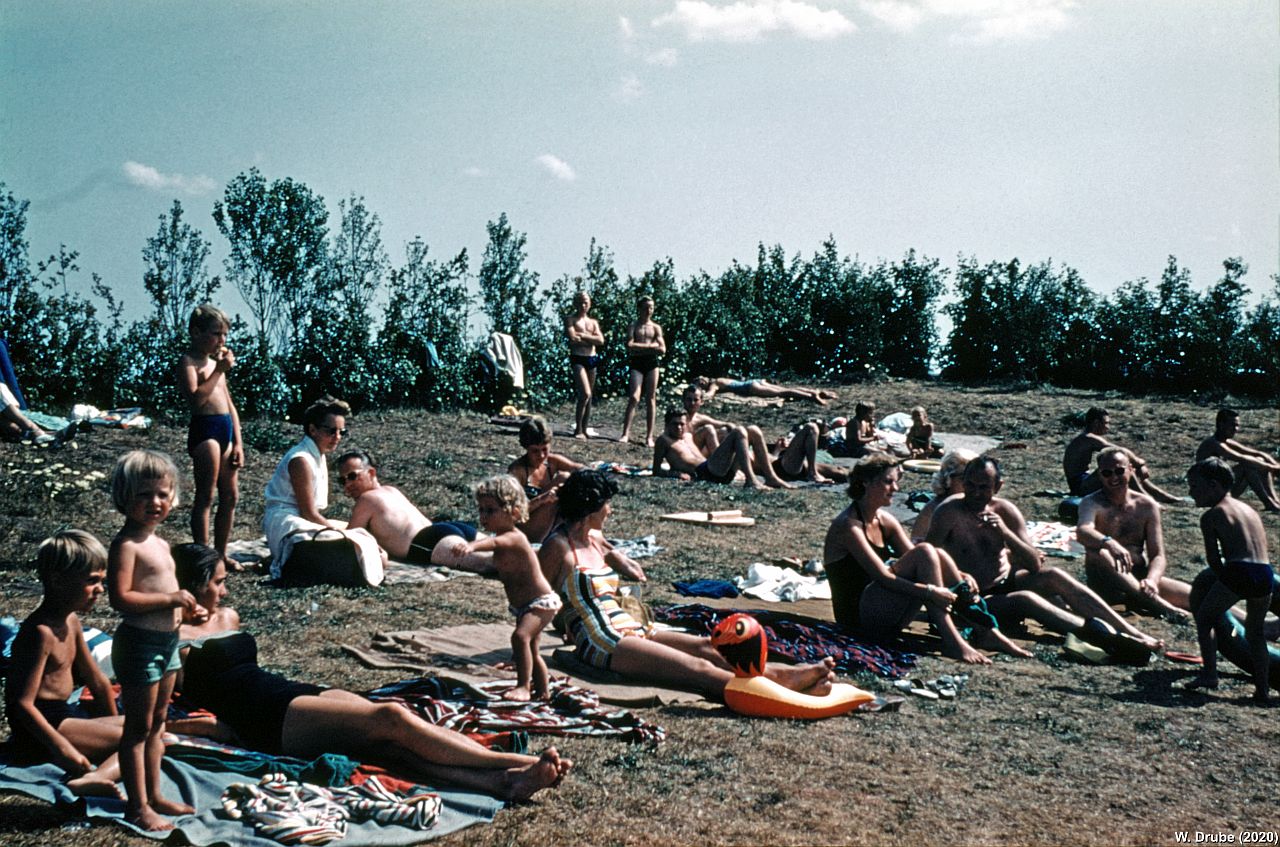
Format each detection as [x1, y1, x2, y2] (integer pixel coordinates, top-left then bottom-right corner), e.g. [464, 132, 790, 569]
[1025, 520, 1085, 558]
[343, 625, 705, 708]
[0, 746, 501, 846]
[365, 676, 665, 745]
[653, 603, 916, 679]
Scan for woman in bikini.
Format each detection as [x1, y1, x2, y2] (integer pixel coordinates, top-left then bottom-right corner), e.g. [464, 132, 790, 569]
[537, 469, 836, 698]
[173, 543, 570, 802]
[507, 416, 583, 543]
[823, 454, 1027, 663]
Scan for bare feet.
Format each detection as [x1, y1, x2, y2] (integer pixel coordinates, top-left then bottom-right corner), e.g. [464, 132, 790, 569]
[150, 796, 195, 817]
[67, 774, 123, 800]
[574, 431, 588, 440]
[127, 806, 176, 832]
[944, 641, 993, 665]
[618, 433, 631, 444]
[766, 477, 796, 490]
[223, 555, 245, 573]
[1182, 673, 1219, 691]
[644, 437, 655, 448]
[767, 658, 837, 695]
[503, 749, 571, 802]
[972, 628, 1033, 658]
[505, 685, 532, 702]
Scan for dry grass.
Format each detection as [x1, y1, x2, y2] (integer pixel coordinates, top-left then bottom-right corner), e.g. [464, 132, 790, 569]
[1, 380, 1278, 846]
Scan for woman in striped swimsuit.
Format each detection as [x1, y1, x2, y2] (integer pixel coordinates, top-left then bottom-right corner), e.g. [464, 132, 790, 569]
[538, 469, 837, 699]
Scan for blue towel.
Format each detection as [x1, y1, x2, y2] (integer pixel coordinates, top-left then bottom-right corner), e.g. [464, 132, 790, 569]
[672, 579, 740, 599]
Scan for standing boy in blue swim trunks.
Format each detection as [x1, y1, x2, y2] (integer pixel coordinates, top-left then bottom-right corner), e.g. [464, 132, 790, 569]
[109, 450, 206, 830]
[1186, 457, 1274, 703]
[177, 304, 243, 570]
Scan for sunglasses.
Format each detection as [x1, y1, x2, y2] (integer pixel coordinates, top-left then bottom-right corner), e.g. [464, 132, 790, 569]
[341, 469, 367, 482]
[316, 424, 349, 437]
[1099, 467, 1126, 478]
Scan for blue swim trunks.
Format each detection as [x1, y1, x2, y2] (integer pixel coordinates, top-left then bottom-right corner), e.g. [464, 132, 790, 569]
[188, 413, 234, 455]
[1217, 561, 1275, 600]
[112, 623, 182, 685]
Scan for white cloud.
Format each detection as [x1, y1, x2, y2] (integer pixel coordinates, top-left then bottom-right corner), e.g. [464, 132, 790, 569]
[122, 161, 216, 195]
[858, 0, 924, 32]
[619, 15, 636, 39]
[857, 0, 1076, 42]
[645, 47, 680, 66]
[653, 0, 856, 43]
[614, 74, 645, 102]
[462, 166, 487, 178]
[535, 154, 577, 181]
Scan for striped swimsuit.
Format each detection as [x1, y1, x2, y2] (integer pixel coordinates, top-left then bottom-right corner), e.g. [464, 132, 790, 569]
[557, 532, 647, 669]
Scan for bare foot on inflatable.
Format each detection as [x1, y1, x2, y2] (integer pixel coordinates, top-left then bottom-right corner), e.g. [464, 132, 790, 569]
[67, 774, 123, 800]
[505, 685, 532, 702]
[769, 658, 836, 696]
[973, 628, 1033, 658]
[151, 796, 194, 817]
[504, 750, 566, 801]
[128, 806, 176, 832]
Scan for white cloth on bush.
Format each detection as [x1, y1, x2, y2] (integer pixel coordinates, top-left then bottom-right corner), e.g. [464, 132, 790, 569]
[484, 332, 524, 389]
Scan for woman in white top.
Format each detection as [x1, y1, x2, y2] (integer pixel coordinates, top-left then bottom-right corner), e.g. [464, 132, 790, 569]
[263, 396, 350, 578]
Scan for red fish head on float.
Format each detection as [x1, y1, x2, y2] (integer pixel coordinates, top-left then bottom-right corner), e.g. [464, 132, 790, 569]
[710, 613, 768, 677]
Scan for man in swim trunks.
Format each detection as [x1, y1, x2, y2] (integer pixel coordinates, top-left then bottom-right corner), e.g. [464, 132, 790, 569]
[1076, 447, 1191, 619]
[1195, 407, 1280, 512]
[565, 291, 604, 439]
[927, 456, 1163, 657]
[1062, 407, 1180, 503]
[1185, 457, 1275, 701]
[653, 409, 785, 489]
[679, 386, 792, 487]
[338, 450, 494, 572]
[770, 419, 845, 484]
[619, 296, 665, 447]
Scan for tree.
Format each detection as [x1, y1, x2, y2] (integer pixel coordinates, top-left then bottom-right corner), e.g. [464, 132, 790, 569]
[142, 199, 218, 336]
[213, 168, 328, 354]
[478, 212, 543, 346]
[330, 194, 388, 319]
[0, 182, 32, 323]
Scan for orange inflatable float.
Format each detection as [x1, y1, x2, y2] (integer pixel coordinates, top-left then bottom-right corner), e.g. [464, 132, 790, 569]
[711, 613, 874, 719]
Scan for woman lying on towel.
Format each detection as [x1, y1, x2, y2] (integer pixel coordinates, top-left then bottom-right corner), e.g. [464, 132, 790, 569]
[173, 544, 570, 801]
[536, 468, 836, 699]
[823, 454, 1029, 663]
[693, 376, 836, 407]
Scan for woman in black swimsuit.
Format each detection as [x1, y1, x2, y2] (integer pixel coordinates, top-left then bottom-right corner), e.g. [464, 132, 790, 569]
[173, 544, 571, 801]
[506, 417, 583, 543]
[822, 454, 1014, 664]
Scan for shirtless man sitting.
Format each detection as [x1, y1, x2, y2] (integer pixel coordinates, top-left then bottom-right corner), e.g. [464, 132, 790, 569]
[680, 386, 791, 488]
[927, 456, 1163, 659]
[1195, 408, 1280, 513]
[337, 449, 494, 572]
[1076, 447, 1191, 620]
[653, 409, 788, 490]
[770, 419, 846, 484]
[1063, 407, 1180, 504]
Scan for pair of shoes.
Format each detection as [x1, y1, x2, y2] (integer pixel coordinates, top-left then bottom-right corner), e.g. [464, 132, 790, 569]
[893, 679, 940, 700]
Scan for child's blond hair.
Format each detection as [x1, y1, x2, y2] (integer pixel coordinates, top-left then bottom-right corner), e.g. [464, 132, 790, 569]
[189, 303, 230, 335]
[111, 449, 180, 513]
[36, 529, 108, 592]
[474, 474, 529, 524]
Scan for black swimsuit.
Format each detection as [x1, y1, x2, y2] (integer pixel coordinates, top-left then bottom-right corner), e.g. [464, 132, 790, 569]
[827, 504, 895, 631]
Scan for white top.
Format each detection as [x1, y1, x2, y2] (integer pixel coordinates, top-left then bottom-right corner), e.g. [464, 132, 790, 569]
[0, 382, 17, 411]
[263, 435, 329, 577]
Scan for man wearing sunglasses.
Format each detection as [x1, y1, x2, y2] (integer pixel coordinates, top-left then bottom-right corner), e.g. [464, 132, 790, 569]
[1076, 447, 1192, 621]
[1063, 407, 1181, 505]
[337, 449, 493, 572]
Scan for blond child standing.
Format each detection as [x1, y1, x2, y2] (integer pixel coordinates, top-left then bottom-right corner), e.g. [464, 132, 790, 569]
[177, 304, 243, 570]
[5, 531, 124, 798]
[108, 450, 205, 830]
[465, 476, 562, 701]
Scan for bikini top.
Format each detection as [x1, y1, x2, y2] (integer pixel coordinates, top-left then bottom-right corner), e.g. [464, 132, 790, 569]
[521, 456, 551, 499]
[853, 501, 894, 561]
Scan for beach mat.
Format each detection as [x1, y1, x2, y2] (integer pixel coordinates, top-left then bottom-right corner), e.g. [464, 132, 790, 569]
[342, 625, 705, 708]
[0, 751, 501, 846]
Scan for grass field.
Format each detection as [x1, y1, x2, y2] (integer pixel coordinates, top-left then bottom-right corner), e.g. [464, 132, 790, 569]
[2, 379, 1277, 847]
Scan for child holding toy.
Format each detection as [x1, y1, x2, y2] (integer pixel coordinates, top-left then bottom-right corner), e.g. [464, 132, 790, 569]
[464, 475, 562, 701]
[108, 450, 205, 830]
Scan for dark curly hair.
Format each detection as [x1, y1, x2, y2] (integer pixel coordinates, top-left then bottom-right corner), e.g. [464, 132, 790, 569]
[558, 468, 619, 523]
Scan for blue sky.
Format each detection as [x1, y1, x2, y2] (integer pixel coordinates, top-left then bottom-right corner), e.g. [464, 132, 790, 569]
[3, 1, 1277, 320]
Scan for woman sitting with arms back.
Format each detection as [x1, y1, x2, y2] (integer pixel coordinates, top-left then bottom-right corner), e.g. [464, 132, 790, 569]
[173, 543, 570, 801]
[824, 454, 1029, 662]
[507, 416, 582, 543]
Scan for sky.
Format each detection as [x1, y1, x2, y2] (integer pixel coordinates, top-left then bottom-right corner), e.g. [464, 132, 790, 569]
[2, 0, 1278, 324]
